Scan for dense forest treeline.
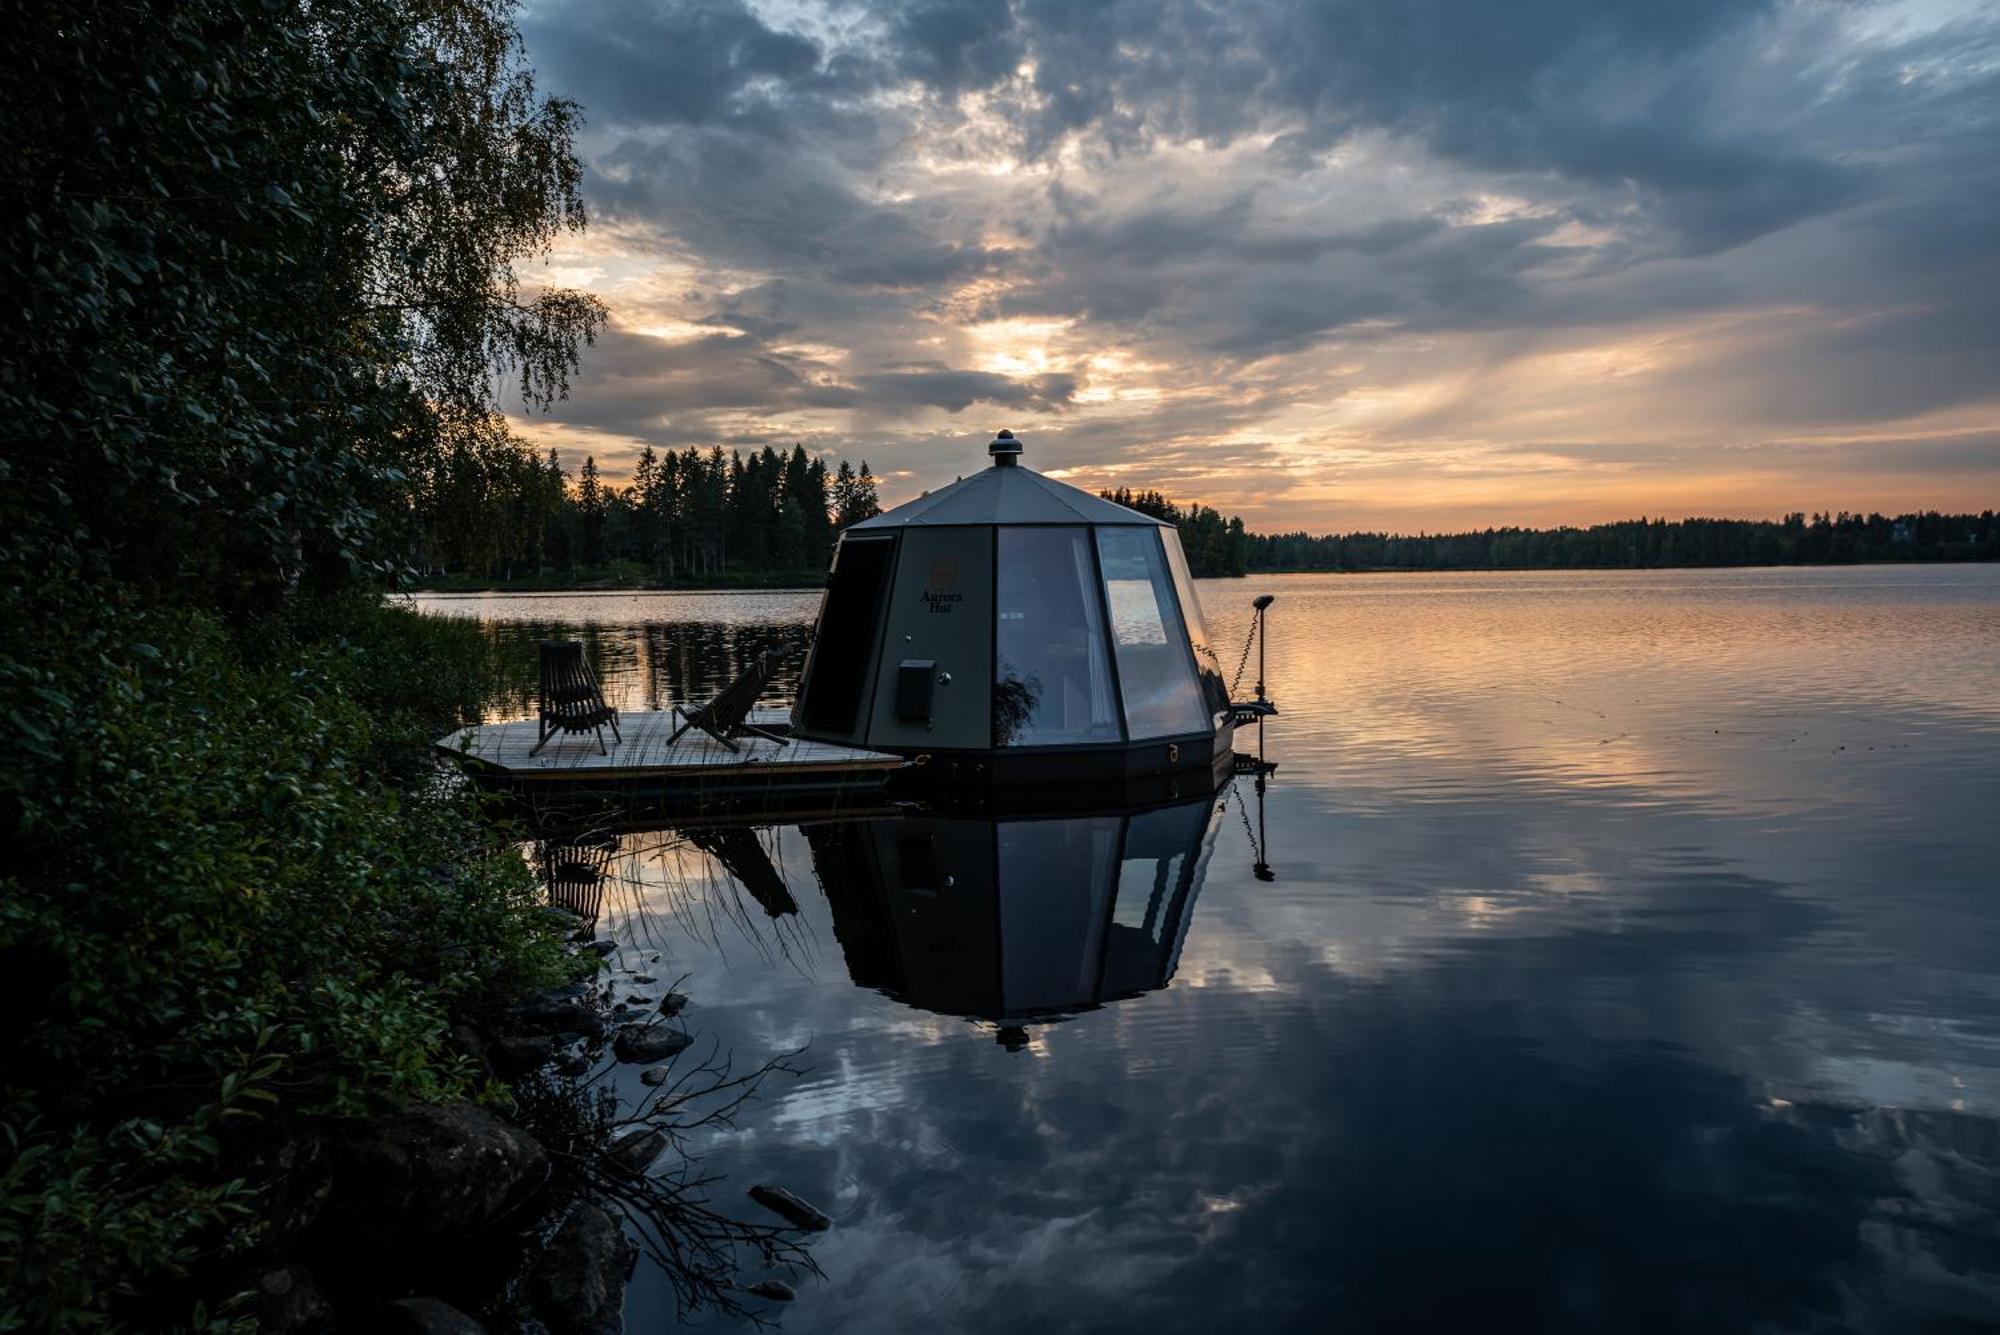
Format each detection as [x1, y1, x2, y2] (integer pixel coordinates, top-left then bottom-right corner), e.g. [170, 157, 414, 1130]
[445, 462, 1998, 588]
[1108, 492, 1999, 575]
[1246, 510, 2000, 571]
[416, 436, 883, 580]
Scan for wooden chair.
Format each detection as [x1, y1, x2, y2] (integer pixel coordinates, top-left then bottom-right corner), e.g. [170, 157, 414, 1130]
[666, 647, 791, 753]
[530, 640, 622, 756]
[534, 831, 618, 926]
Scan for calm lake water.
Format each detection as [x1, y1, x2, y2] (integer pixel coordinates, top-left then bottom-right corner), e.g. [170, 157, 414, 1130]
[414, 566, 2000, 1333]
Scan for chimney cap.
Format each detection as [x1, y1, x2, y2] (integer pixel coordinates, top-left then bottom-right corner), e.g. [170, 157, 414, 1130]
[987, 429, 1022, 466]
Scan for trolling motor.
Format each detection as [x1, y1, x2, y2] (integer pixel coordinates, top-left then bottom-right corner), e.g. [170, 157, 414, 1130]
[1227, 594, 1279, 726]
[1225, 597, 1278, 882]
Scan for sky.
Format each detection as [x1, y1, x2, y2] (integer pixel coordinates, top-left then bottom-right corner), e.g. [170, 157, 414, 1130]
[509, 0, 2000, 533]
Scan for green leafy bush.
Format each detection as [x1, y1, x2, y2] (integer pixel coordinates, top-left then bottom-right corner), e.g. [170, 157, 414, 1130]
[0, 596, 578, 1330]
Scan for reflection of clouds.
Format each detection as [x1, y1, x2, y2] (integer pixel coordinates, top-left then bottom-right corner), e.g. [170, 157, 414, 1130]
[473, 571, 2000, 1331]
[613, 786, 1999, 1332]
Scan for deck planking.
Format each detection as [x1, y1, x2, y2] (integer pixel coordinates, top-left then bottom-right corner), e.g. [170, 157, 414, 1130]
[437, 707, 904, 790]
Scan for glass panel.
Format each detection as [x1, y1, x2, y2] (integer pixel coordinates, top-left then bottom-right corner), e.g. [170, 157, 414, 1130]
[800, 536, 895, 734]
[1096, 528, 1210, 739]
[993, 528, 1121, 746]
[998, 817, 1120, 1013]
[1103, 800, 1212, 996]
[1161, 530, 1231, 722]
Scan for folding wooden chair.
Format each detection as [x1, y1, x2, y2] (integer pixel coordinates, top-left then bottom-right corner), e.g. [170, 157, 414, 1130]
[530, 640, 622, 756]
[666, 647, 791, 753]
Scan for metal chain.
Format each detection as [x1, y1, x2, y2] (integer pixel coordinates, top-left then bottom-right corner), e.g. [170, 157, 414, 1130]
[1230, 779, 1268, 872]
[1227, 616, 1258, 699]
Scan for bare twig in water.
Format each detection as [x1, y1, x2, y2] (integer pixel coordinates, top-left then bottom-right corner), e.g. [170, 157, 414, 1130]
[544, 1042, 822, 1323]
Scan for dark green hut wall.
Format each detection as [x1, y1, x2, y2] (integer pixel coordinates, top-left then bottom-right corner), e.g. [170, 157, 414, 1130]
[864, 526, 996, 751]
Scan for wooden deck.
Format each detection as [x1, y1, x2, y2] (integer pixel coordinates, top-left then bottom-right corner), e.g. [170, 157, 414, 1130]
[437, 708, 905, 796]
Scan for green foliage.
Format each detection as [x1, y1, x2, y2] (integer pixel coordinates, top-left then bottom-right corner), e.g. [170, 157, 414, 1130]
[0, 0, 604, 604]
[0, 597, 580, 1329]
[0, 0, 611, 1325]
[418, 443, 883, 584]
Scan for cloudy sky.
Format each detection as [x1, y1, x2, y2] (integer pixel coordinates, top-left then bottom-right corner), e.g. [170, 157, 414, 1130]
[510, 0, 2000, 532]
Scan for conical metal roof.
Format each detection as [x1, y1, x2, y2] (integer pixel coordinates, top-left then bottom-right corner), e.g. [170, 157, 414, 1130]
[850, 437, 1164, 530]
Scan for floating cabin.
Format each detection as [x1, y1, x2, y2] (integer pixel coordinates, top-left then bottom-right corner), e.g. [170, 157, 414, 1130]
[803, 791, 1223, 1047]
[792, 431, 1237, 785]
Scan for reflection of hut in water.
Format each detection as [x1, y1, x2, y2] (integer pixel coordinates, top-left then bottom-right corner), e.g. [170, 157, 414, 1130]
[790, 431, 1234, 785]
[683, 826, 798, 919]
[803, 794, 1223, 1046]
[533, 830, 618, 927]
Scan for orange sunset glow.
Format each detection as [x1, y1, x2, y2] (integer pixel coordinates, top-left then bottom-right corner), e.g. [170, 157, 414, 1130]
[507, 0, 2000, 533]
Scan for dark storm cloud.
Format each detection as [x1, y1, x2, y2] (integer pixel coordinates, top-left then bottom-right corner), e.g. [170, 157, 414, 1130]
[520, 0, 844, 127]
[856, 366, 1079, 414]
[586, 127, 1014, 290]
[527, 323, 1078, 445]
[513, 0, 2000, 509]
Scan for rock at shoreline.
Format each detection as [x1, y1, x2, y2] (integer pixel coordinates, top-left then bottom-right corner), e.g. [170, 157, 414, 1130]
[746, 1279, 796, 1302]
[657, 992, 689, 1017]
[748, 1185, 832, 1232]
[527, 1202, 637, 1335]
[510, 982, 606, 1039]
[224, 1123, 332, 1261]
[328, 1102, 549, 1253]
[611, 1023, 692, 1064]
[583, 939, 618, 959]
[605, 1127, 667, 1178]
[638, 1065, 673, 1087]
[385, 1296, 487, 1334]
[631, 973, 658, 984]
[248, 1263, 334, 1333]
[489, 1032, 555, 1077]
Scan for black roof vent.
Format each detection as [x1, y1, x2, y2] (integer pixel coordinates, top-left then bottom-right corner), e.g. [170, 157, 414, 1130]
[987, 428, 1022, 467]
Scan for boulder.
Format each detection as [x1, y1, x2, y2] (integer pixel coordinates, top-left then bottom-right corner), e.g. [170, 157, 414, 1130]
[527, 1202, 637, 1335]
[638, 1065, 673, 1087]
[222, 1123, 332, 1261]
[384, 1296, 487, 1334]
[611, 1023, 693, 1064]
[247, 1263, 334, 1334]
[747, 1185, 832, 1232]
[582, 940, 618, 959]
[509, 983, 605, 1039]
[657, 992, 689, 1017]
[327, 1102, 549, 1253]
[488, 1032, 555, 1078]
[604, 1127, 667, 1178]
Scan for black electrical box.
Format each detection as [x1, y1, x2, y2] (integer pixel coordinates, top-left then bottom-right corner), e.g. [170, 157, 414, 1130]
[895, 659, 936, 723]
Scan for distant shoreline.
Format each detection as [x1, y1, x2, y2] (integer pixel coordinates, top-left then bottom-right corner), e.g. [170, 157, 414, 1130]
[407, 554, 1997, 596]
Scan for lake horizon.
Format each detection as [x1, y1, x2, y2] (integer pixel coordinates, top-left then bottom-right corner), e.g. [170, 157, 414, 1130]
[422, 563, 2000, 1333]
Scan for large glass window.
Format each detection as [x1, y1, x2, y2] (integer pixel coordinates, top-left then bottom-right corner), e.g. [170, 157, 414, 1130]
[1103, 799, 1214, 995]
[997, 817, 1120, 1013]
[1096, 528, 1210, 739]
[993, 528, 1121, 746]
[1161, 530, 1232, 722]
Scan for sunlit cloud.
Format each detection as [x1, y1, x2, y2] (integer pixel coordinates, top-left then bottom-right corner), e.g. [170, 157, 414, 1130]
[511, 0, 2000, 528]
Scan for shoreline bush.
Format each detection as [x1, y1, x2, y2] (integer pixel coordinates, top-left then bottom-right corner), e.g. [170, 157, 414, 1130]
[0, 593, 580, 1328]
